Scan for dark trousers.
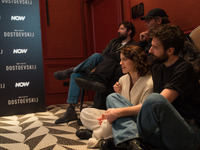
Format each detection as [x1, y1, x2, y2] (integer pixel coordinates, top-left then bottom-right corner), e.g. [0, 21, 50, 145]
[93, 53, 123, 109]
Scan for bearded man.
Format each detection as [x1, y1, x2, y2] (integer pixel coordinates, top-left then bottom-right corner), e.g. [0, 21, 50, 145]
[54, 21, 137, 124]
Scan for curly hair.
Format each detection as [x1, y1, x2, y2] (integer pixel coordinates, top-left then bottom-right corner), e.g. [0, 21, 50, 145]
[149, 24, 185, 55]
[120, 45, 151, 76]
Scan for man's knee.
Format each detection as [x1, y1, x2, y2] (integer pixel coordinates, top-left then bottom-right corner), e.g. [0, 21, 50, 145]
[142, 93, 168, 108]
[71, 72, 81, 78]
[91, 53, 103, 60]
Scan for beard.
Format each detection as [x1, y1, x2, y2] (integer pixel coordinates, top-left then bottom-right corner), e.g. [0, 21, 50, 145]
[150, 53, 169, 64]
[118, 33, 128, 41]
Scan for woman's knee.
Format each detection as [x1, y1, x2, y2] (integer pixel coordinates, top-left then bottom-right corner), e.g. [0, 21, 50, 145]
[80, 108, 93, 119]
[106, 93, 132, 108]
[106, 93, 121, 105]
[80, 108, 104, 119]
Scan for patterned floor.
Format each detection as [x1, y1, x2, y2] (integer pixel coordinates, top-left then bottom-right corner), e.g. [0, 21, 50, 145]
[0, 104, 97, 150]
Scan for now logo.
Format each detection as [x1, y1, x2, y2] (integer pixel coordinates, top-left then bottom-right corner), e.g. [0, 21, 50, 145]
[13, 49, 28, 54]
[11, 16, 26, 21]
[15, 82, 30, 87]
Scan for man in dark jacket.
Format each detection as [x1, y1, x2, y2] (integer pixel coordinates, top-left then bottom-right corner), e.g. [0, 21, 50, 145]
[75, 8, 169, 92]
[54, 21, 137, 124]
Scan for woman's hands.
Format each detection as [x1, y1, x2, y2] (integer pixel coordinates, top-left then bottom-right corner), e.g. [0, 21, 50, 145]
[97, 82, 122, 125]
[97, 108, 119, 125]
[113, 82, 122, 93]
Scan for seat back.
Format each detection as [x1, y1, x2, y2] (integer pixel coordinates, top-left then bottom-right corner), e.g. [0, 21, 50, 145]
[189, 26, 200, 52]
[189, 26, 200, 82]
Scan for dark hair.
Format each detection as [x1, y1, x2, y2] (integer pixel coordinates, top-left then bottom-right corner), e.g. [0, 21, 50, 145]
[121, 45, 151, 76]
[120, 21, 136, 38]
[149, 24, 185, 55]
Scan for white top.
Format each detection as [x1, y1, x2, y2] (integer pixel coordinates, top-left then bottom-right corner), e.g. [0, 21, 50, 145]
[119, 74, 153, 105]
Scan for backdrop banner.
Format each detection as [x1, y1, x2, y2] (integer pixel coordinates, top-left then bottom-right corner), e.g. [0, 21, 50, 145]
[0, 0, 46, 116]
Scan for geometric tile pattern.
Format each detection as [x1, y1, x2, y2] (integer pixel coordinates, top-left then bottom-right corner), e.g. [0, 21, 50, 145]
[0, 104, 97, 150]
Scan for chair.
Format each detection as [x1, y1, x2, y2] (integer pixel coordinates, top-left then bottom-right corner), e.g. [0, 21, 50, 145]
[189, 26, 200, 52]
[63, 81, 85, 112]
[189, 26, 200, 82]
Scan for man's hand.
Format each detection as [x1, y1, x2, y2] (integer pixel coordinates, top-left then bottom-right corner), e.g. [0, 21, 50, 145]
[104, 108, 119, 124]
[113, 82, 122, 93]
[139, 30, 149, 41]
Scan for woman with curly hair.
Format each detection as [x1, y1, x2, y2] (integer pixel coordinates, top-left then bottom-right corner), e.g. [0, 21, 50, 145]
[76, 45, 153, 149]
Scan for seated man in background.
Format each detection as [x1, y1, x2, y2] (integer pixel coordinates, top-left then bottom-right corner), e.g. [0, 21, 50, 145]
[75, 8, 170, 92]
[54, 21, 137, 124]
[139, 8, 170, 53]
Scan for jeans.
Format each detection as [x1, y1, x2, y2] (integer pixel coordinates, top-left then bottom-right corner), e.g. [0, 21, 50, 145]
[67, 53, 103, 104]
[137, 93, 200, 150]
[106, 93, 139, 145]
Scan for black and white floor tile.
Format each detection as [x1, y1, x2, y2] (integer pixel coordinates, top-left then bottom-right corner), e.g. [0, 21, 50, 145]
[0, 104, 97, 150]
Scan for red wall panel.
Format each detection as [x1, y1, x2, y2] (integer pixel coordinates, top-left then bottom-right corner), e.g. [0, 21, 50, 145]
[123, 0, 200, 41]
[40, 0, 123, 106]
[40, 0, 87, 106]
[91, 0, 122, 53]
[44, 0, 84, 58]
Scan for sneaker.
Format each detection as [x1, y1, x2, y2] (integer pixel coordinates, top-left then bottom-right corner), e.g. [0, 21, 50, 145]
[54, 67, 74, 80]
[76, 129, 92, 139]
[75, 74, 106, 92]
[55, 104, 78, 124]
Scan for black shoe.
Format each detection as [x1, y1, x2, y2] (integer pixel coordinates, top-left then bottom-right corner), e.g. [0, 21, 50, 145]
[100, 138, 128, 150]
[76, 129, 92, 139]
[128, 138, 149, 150]
[54, 67, 74, 80]
[99, 138, 116, 150]
[75, 75, 106, 92]
[55, 104, 78, 124]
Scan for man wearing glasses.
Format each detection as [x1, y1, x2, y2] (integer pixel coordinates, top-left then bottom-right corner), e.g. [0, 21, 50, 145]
[139, 8, 170, 53]
[139, 8, 200, 79]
